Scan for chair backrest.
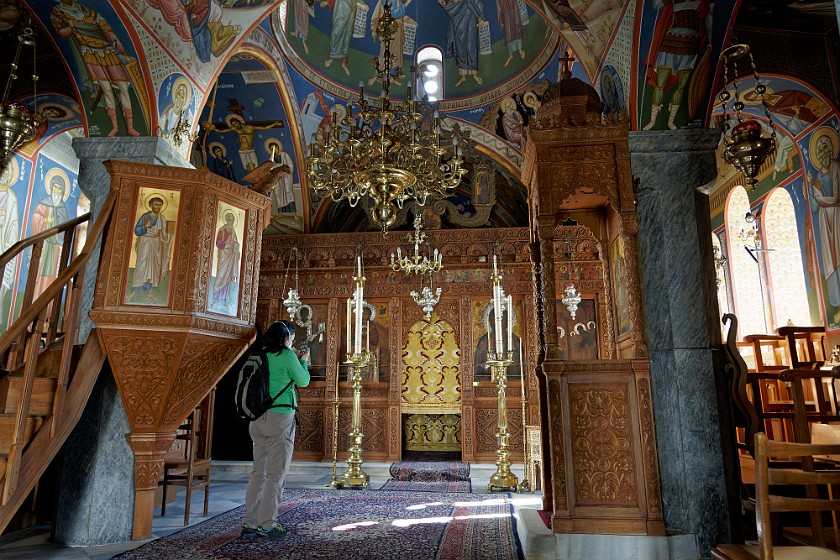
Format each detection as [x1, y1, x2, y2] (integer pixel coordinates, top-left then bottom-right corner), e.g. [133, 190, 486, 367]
[167, 389, 215, 465]
[776, 326, 826, 368]
[742, 334, 787, 372]
[724, 314, 761, 457]
[754, 431, 840, 559]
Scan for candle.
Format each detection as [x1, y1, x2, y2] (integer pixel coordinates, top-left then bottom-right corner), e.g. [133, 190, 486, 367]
[346, 298, 351, 353]
[355, 257, 363, 354]
[366, 318, 370, 351]
[494, 285, 503, 356]
[271, 143, 276, 163]
[493, 254, 498, 276]
[507, 294, 513, 354]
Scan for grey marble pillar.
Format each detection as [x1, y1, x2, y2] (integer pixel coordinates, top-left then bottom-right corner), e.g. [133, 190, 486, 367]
[53, 137, 189, 546]
[53, 364, 134, 546]
[630, 129, 739, 556]
[73, 136, 190, 343]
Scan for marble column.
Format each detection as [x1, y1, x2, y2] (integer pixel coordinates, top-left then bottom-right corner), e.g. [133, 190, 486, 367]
[629, 129, 740, 556]
[53, 137, 189, 546]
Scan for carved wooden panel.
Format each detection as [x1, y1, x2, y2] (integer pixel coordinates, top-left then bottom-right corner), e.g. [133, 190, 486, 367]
[338, 407, 389, 456]
[547, 378, 568, 514]
[474, 408, 523, 455]
[567, 383, 636, 506]
[545, 361, 664, 535]
[295, 408, 325, 457]
[162, 338, 241, 426]
[103, 332, 181, 428]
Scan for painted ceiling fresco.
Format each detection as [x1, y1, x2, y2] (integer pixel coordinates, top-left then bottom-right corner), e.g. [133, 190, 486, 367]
[13, 0, 754, 233]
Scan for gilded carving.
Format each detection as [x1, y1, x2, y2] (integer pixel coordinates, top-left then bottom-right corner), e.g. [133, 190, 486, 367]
[568, 384, 637, 506]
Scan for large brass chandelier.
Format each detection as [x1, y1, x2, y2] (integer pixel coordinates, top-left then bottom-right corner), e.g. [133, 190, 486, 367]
[305, 2, 467, 234]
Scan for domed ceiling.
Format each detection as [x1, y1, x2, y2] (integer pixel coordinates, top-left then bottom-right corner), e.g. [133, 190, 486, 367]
[5, 0, 743, 235]
[273, 0, 561, 109]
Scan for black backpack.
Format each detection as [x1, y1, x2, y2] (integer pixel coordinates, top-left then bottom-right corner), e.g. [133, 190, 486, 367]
[234, 350, 295, 421]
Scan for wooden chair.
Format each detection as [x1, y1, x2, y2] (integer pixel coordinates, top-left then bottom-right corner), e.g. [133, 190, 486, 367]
[712, 432, 840, 560]
[159, 389, 215, 525]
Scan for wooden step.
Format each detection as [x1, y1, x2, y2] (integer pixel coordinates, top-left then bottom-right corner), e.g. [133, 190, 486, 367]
[0, 343, 71, 381]
[0, 377, 57, 415]
[0, 416, 43, 455]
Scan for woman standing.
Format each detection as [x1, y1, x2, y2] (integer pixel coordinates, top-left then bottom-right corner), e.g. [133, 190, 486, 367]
[241, 320, 310, 539]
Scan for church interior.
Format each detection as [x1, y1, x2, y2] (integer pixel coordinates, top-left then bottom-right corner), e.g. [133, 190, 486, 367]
[0, 0, 837, 558]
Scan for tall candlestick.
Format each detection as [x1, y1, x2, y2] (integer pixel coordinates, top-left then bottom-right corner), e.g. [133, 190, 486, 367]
[346, 298, 351, 354]
[507, 295, 513, 354]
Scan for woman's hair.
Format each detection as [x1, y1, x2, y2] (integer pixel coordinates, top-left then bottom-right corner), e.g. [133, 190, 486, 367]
[262, 320, 296, 354]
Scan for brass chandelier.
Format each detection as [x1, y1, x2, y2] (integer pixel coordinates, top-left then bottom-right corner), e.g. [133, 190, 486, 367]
[305, 2, 467, 234]
[717, 43, 776, 188]
[390, 211, 442, 275]
[0, 17, 38, 170]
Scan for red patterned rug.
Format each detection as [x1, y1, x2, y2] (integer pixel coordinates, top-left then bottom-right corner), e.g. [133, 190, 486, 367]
[113, 488, 522, 560]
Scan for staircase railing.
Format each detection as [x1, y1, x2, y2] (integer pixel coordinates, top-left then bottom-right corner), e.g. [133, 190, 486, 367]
[0, 190, 117, 505]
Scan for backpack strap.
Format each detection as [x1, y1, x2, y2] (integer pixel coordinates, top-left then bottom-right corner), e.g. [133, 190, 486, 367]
[267, 379, 296, 411]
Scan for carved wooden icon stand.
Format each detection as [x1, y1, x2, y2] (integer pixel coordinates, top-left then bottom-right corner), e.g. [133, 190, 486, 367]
[89, 161, 270, 540]
[522, 81, 664, 535]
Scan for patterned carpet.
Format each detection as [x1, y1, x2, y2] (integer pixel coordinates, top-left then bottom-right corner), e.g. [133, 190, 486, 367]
[379, 478, 472, 492]
[388, 460, 470, 483]
[113, 488, 522, 560]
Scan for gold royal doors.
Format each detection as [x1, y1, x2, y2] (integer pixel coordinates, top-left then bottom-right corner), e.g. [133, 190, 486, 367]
[401, 313, 461, 452]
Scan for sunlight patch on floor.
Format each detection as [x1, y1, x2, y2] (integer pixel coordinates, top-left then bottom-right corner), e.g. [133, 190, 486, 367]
[332, 520, 379, 531]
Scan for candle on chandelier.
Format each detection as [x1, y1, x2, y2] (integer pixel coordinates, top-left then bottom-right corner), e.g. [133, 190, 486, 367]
[507, 294, 513, 354]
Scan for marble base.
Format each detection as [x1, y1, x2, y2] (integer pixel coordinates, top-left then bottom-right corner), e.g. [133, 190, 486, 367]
[517, 509, 699, 560]
[53, 367, 134, 546]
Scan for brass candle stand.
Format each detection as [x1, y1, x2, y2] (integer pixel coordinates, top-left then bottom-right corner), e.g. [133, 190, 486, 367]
[487, 352, 518, 491]
[337, 349, 372, 489]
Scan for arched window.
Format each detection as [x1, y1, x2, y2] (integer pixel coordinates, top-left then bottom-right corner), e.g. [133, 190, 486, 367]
[764, 187, 812, 327]
[415, 47, 443, 102]
[727, 186, 767, 337]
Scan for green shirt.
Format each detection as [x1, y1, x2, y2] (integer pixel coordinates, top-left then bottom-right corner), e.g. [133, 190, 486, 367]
[266, 349, 310, 414]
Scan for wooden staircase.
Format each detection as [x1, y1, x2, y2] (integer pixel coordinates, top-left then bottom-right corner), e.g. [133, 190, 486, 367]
[0, 191, 116, 534]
